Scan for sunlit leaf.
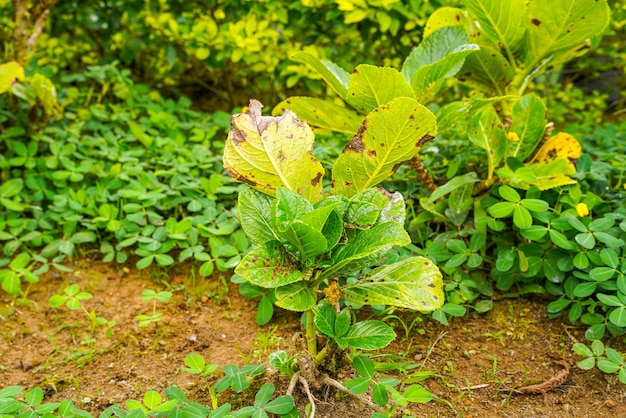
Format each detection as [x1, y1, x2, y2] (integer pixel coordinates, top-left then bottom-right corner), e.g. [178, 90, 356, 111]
[346, 65, 415, 114]
[332, 97, 437, 197]
[273, 97, 361, 134]
[223, 99, 325, 202]
[341, 256, 444, 311]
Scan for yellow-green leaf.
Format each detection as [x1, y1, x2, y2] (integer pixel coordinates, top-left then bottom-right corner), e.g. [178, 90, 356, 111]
[341, 256, 444, 312]
[273, 97, 361, 134]
[223, 99, 325, 202]
[524, 0, 611, 67]
[332, 97, 437, 197]
[464, 0, 527, 55]
[346, 65, 415, 114]
[0, 61, 24, 94]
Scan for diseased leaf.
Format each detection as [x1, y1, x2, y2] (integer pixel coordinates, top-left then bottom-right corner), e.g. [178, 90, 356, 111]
[464, 0, 527, 55]
[341, 256, 444, 312]
[332, 97, 437, 197]
[346, 65, 415, 114]
[273, 97, 361, 134]
[531, 133, 581, 164]
[223, 99, 325, 202]
[423, 7, 472, 39]
[235, 242, 304, 288]
[291, 51, 350, 98]
[524, 0, 611, 66]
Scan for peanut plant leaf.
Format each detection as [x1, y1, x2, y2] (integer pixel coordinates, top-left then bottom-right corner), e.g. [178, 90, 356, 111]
[273, 97, 361, 134]
[464, 0, 527, 55]
[332, 97, 437, 197]
[524, 0, 610, 67]
[235, 243, 304, 288]
[223, 99, 325, 202]
[341, 256, 444, 312]
[346, 65, 415, 114]
[508, 93, 546, 161]
[291, 51, 350, 99]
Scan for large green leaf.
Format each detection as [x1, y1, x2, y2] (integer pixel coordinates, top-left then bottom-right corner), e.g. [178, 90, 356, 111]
[332, 97, 437, 197]
[223, 99, 325, 202]
[342, 256, 444, 312]
[524, 0, 610, 66]
[335, 320, 396, 350]
[323, 222, 410, 279]
[402, 27, 478, 101]
[467, 106, 507, 179]
[273, 97, 361, 134]
[346, 65, 415, 114]
[282, 221, 328, 261]
[238, 189, 279, 245]
[508, 93, 546, 161]
[274, 187, 313, 231]
[275, 282, 317, 312]
[459, 47, 514, 95]
[0, 61, 24, 94]
[464, 0, 527, 56]
[290, 51, 350, 99]
[235, 242, 304, 288]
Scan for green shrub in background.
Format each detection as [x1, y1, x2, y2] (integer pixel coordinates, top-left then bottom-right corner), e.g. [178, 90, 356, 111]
[1, 0, 449, 110]
[0, 62, 246, 296]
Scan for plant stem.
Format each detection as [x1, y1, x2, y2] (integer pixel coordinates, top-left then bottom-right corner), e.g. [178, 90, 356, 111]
[305, 309, 317, 358]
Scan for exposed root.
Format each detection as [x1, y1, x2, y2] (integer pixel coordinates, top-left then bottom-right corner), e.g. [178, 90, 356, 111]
[321, 375, 385, 413]
[286, 367, 386, 416]
[499, 360, 570, 402]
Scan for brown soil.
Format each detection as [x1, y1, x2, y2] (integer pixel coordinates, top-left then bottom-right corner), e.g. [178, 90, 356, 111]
[2, 260, 626, 417]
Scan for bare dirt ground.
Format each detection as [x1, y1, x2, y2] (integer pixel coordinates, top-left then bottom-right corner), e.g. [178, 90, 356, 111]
[2, 260, 626, 417]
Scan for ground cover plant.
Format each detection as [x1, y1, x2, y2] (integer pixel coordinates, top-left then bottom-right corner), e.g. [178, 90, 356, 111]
[1, 0, 626, 416]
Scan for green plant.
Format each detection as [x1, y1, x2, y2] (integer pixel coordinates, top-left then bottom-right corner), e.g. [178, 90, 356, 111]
[0, 385, 94, 418]
[573, 340, 626, 384]
[136, 289, 173, 328]
[223, 98, 443, 414]
[49, 283, 114, 334]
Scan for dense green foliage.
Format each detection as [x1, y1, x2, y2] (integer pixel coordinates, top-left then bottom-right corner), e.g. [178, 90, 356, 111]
[0, 0, 625, 414]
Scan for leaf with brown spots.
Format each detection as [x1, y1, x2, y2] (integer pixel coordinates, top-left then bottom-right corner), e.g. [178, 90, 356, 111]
[332, 97, 437, 197]
[272, 97, 361, 134]
[341, 256, 444, 312]
[524, 0, 610, 67]
[223, 99, 325, 203]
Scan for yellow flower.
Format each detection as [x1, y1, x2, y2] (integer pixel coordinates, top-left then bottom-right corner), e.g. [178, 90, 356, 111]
[576, 203, 589, 217]
[507, 132, 520, 142]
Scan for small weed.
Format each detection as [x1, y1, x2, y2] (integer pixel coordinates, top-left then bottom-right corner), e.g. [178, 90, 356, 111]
[136, 289, 173, 328]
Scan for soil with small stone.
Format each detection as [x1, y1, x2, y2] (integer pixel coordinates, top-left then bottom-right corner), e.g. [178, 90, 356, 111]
[2, 260, 626, 417]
